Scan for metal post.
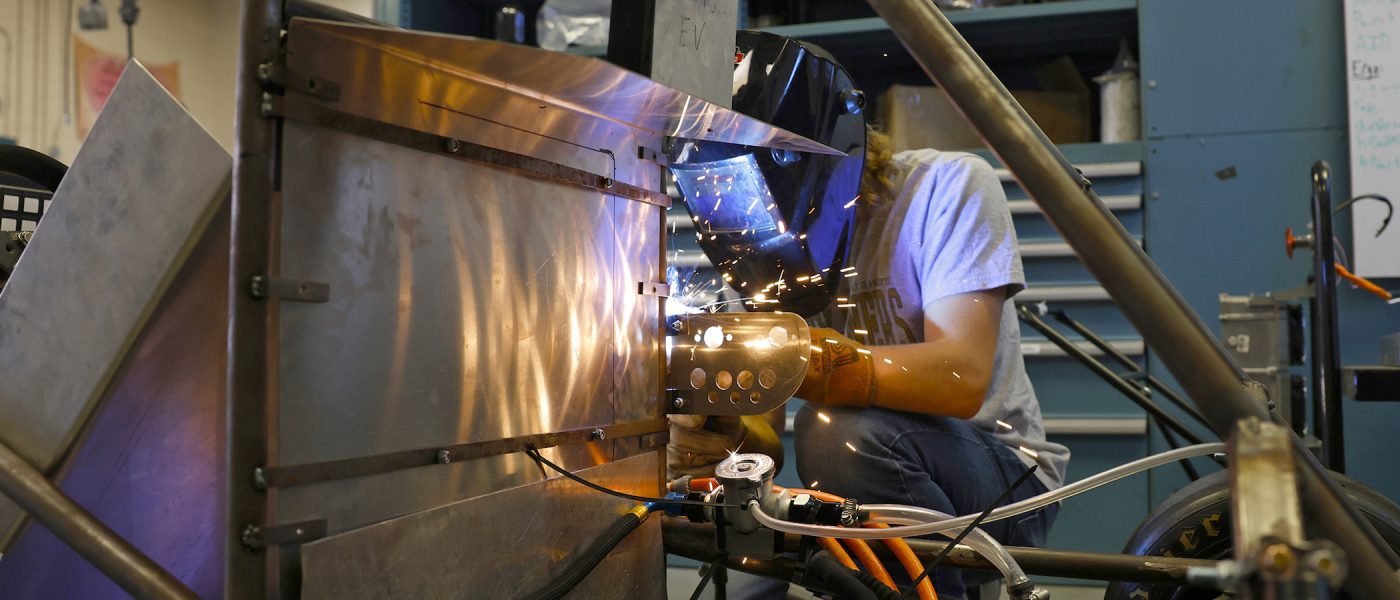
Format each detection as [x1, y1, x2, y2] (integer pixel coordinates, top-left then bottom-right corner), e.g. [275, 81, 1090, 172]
[1310, 163, 1345, 472]
[861, 1, 1400, 597]
[0, 441, 199, 600]
[228, 0, 282, 597]
[1018, 305, 1205, 445]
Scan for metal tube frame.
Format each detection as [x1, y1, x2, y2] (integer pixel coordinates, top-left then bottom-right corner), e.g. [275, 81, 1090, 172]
[1309, 163, 1345, 472]
[0, 440, 198, 599]
[862, 1, 1400, 597]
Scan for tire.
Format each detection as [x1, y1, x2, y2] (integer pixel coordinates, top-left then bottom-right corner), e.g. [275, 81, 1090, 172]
[1104, 470, 1400, 600]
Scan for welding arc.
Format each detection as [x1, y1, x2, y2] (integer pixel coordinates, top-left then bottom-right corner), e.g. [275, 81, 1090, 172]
[524, 448, 738, 508]
[520, 505, 649, 600]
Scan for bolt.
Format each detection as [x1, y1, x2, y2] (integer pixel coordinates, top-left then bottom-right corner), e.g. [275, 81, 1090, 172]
[436, 449, 452, 464]
[444, 138, 463, 154]
[1261, 543, 1296, 573]
[601, 177, 614, 188]
[252, 467, 268, 490]
[673, 398, 685, 410]
[256, 63, 273, 84]
[295, 528, 304, 537]
[259, 92, 274, 118]
[589, 428, 606, 441]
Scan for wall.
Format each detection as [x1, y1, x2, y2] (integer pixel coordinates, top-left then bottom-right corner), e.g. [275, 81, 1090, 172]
[0, 0, 374, 160]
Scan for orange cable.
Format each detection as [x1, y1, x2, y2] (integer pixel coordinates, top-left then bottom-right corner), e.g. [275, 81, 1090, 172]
[868, 523, 938, 600]
[784, 488, 898, 592]
[1335, 263, 1394, 300]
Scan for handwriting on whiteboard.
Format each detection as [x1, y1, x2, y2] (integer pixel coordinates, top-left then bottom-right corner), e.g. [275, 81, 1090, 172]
[1345, 0, 1400, 275]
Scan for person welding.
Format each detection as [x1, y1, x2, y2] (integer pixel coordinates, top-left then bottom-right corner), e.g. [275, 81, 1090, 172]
[667, 30, 1067, 600]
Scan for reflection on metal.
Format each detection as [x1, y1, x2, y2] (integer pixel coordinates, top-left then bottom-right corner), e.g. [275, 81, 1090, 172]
[261, 418, 667, 489]
[1229, 417, 1303, 561]
[274, 98, 671, 207]
[281, 19, 839, 192]
[1020, 339, 1144, 358]
[0, 63, 231, 550]
[668, 312, 810, 416]
[1017, 285, 1111, 302]
[299, 453, 665, 599]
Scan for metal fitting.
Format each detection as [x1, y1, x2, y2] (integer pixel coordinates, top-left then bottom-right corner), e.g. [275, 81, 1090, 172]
[444, 138, 463, 154]
[436, 449, 453, 464]
[589, 428, 606, 441]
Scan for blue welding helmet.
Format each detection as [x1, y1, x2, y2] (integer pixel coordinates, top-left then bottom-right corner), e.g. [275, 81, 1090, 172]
[669, 30, 866, 318]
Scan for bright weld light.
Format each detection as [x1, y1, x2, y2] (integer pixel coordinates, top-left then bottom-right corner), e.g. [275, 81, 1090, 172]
[883, 358, 893, 365]
[853, 328, 869, 335]
[845, 442, 858, 452]
[818, 411, 831, 424]
[856, 348, 871, 355]
[1018, 446, 1040, 459]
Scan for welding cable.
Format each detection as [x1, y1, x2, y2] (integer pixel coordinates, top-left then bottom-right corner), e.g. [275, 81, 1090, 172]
[520, 504, 652, 600]
[776, 486, 934, 599]
[525, 449, 738, 508]
[750, 442, 1225, 540]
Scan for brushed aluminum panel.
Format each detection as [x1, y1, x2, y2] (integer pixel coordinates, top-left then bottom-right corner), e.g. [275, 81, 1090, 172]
[298, 452, 664, 600]
[0, 210, 229, 598]
[276, 121, 664, 531]
[0, 63, 231, 548]
[612, 195, 665, 460]
[282, 20, 840, 193]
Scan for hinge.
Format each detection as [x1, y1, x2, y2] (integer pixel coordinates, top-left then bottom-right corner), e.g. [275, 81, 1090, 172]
[240, 519, 328, 550]
[256, 62, 340, 102]
[249, 276, 330, 302]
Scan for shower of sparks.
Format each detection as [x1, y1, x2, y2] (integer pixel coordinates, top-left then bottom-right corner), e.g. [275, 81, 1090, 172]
[845, 442, 858, 452]
[817, 411, 831, 423]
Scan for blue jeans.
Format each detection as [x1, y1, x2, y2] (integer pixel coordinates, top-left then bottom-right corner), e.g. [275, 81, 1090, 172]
[780, 404, 1059, 600]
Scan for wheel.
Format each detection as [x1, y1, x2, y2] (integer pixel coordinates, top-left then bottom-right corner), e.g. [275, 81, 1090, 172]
[1104, 470, 1400, 599]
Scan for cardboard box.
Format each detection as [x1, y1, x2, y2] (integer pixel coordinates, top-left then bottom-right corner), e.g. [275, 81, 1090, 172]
[878, 57, 1093, 152]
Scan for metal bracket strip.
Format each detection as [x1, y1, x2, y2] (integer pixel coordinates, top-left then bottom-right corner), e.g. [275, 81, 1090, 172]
[273, 96, 671, 207]
[258, 417, 668, 489]
[240, 518, 328, 550]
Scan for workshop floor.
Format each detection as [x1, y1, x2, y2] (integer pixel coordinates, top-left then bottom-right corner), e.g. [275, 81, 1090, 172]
[665, 566, 1107, 599]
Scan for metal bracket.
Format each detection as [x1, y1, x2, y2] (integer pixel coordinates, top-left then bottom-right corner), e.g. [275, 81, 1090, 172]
[638, 281, 669, 297]
[256, 62, 341, 102]
[249, 276, 329, 302]
[240, 519, 328, 550]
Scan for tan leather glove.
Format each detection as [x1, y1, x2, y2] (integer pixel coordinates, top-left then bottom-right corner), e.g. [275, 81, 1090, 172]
[798, 327, 875, 408]
[666, 411, 785, 480]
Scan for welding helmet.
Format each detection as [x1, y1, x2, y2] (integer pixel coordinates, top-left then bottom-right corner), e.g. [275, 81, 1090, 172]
[669, 30, 865, 317]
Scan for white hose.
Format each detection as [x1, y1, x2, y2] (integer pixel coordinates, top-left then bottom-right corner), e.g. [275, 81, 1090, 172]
[749, 442, 1225, 540]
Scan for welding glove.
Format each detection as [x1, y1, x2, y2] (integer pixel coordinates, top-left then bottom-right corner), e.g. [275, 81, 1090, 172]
[667, 411, 785, 480]
[797, 327, 875, 408]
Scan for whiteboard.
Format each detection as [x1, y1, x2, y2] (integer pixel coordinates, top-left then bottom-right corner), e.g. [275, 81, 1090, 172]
[1345, 0, 1400, 277]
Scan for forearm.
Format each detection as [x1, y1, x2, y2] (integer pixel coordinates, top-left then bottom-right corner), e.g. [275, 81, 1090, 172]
[859, 341, 989, 419]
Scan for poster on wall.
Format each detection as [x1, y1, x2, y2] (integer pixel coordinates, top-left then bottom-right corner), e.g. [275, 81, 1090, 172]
[73, 36, 181, 140]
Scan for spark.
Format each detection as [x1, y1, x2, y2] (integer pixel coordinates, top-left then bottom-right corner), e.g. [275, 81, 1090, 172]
[799, 233, 807, 240]
[852, 328, 869, 335]
[840, 267, 856, 273]
[844, 271, 858, 278]
[1018, 446, 1040, 459]
[843, 197, 859, 209]
[809, 481, 820, 488]
[844, 442, 858, 452]
[901, 366, 909, 372]
[817, 411, 831, 423]
[883, 358, 893, 365]
[810, 345, 823, 353]
[837, 303, 856, 308]
[996, 420, 1014, 430]
[824, 338, 840, 344]
[855, 348, 871, 355]
[952, 371, 961, 379]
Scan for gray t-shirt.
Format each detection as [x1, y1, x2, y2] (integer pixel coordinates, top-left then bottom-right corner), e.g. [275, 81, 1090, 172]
[841, 148, 1069, 489]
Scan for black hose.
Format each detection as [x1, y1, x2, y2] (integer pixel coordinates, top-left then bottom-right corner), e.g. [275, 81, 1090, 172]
[850, 568, 903, 600]
[0, 144, 67, 192]
[519, 507, 648, 600]
[799, 551, 880, 600]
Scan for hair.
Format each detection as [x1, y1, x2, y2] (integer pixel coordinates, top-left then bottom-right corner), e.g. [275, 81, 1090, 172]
[860, 124, 896, 206]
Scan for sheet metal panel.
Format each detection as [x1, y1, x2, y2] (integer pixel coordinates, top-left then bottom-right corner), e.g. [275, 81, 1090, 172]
[0, 63, 231, 548]
[298, 452, 665, 600]
[0, 209, 229, 598]
[282, 19, 839, 194]
[276, 121, 661, 532]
